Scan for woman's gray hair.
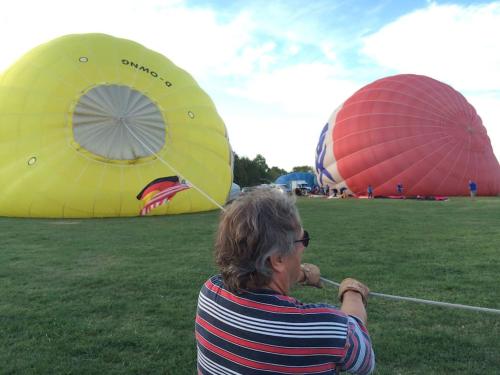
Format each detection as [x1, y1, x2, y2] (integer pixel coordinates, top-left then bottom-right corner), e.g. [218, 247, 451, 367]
[215, 187, 301, 292]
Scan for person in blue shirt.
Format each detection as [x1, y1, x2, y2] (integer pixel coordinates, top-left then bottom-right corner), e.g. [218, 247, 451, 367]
[468, 180, 477, 199]
[367, 185, 373, 199]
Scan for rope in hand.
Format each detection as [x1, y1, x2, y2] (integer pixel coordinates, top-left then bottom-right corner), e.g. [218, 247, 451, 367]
[321, 277, 500, 315]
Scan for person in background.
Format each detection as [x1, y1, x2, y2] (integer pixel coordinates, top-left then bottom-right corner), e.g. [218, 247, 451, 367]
[468, 180, 477, 200]
[332, 187, 339, 197]
[196, 188, 375, 374]
[396, 183, 404, 196]
[367, 185, 373, 199]
[339, 186, 348, 199]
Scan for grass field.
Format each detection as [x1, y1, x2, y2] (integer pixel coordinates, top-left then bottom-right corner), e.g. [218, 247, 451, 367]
[1, 197, 499, 374]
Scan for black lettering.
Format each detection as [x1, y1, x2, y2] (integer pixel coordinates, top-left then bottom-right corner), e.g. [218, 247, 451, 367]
[121, 59, 172, 89]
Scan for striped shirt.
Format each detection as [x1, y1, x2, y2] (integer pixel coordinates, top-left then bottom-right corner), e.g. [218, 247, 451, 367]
[196, 275, 375, 374]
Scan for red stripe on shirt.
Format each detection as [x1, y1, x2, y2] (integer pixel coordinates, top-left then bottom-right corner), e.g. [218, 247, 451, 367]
[343, 323, 359, 369]
[358, 334, 373, 373]
[205, 279, 344, 315]
[196, 332, 335, 374]
[196, 315, 346, 356]
[357, 320, 369, 335]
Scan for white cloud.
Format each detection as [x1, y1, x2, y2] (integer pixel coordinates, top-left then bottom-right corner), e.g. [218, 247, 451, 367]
[226, 62, 357, 114]
[362, 2, 500, 91]
[287, 45, 301, 56]
[320, 42, 339, 62]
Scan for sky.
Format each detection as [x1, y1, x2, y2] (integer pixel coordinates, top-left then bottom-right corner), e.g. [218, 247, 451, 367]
[1, 0, 499, 171]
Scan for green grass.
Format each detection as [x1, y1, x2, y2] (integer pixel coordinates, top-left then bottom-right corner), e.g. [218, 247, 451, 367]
[1, 197, 499, 374]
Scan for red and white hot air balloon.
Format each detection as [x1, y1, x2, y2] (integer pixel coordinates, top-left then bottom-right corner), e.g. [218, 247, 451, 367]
[315, 74, 500, 197]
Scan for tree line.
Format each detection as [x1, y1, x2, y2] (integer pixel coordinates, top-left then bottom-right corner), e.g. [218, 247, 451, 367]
[233, 153, 313, 187]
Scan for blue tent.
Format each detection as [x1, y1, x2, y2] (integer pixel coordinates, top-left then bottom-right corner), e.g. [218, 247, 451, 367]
[275, 172, 318, 189]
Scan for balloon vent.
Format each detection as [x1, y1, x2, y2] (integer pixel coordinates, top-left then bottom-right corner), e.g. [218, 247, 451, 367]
[72, 84, 166, 160]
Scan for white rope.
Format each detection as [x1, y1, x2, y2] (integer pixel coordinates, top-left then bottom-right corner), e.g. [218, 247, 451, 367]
[117, 129, 500, 315]
[124, 124, 226, 211]
[321, 277, 500, 315]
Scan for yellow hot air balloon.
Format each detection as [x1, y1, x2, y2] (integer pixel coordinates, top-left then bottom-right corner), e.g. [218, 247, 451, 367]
[0, 34, 232, 218]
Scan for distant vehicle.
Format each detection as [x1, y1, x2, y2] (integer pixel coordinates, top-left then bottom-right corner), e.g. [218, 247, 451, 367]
[274, 184, 292, 194]
[298, 183, 311, 193]
[289, 180, 311, 196]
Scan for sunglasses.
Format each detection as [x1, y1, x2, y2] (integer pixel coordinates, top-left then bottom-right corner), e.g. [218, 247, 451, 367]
[294, 230, 310, 248]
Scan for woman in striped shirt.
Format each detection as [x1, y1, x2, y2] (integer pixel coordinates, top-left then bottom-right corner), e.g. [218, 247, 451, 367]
[196, 187, 375, 374]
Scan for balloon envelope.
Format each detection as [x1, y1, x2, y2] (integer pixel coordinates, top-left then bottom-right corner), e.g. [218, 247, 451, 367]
[315, 74, 500, 196]
[0, 34, 232, 217]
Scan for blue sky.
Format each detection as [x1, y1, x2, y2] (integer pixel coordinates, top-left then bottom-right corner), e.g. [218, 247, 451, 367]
[1, 0, 499, 170]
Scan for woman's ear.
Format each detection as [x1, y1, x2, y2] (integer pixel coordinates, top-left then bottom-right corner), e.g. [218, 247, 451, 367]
[268, 253, 287, 273]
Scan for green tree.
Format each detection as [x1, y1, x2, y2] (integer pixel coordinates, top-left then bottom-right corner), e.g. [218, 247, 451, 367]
[233, 154, 252, 187]
[233, 153, 247, 186]
[268, 166, 288, 182]
[292, 165, 314, 173]
[233, 153, 264, 186]
[233, 153, 286, 186]
[254, 154, 270, 176]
